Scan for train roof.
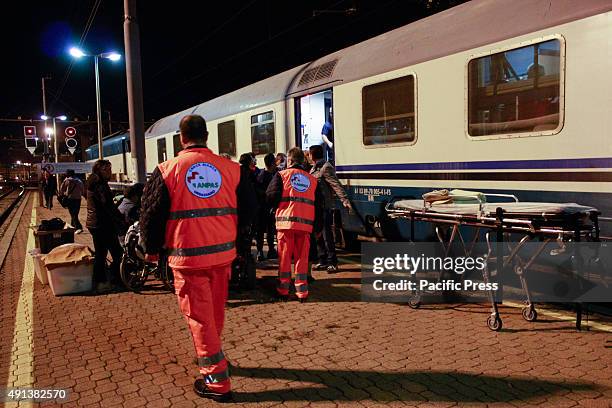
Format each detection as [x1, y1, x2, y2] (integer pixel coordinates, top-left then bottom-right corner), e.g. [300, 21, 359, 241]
[85, 131, 130, 151]
[146, 0, 612, 139]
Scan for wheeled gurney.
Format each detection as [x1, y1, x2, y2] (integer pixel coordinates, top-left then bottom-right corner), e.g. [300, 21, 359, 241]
[384, 192, 601, 331]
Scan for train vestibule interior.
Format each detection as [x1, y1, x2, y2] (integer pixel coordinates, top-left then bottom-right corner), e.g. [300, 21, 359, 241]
[296, 89, 333, 151]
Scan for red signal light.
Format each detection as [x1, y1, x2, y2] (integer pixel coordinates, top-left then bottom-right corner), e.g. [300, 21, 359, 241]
[65, 127, 76, 137]
[24, 126, 36, 137]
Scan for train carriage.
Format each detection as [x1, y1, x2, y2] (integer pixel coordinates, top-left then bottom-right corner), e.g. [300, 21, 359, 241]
[91, 0, 612, 240]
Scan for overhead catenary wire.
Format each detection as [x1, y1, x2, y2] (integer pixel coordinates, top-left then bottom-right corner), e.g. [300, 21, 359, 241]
[149, 0, 347, 105]
[150, 0, 260, 80]
[50, 0, 103, 113]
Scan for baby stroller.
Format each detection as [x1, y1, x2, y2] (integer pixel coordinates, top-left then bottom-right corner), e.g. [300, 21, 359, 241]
[231, 225, 257, 291]
[120, 222, 174, 292]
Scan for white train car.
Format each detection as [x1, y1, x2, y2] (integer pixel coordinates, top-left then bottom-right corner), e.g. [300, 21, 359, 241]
[129, 0, 612, 240]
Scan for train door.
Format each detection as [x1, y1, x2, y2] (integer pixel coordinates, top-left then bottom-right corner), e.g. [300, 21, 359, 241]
[294, 89, 333, 159]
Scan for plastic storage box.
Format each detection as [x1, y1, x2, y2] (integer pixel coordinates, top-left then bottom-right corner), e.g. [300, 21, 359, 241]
[34, 228, 76, 254]
[29, 248, 48, 285]
[44, 244, 94, 296]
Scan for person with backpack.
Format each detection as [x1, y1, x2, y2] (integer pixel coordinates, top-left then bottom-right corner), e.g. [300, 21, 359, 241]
[58, 169, 84, 233]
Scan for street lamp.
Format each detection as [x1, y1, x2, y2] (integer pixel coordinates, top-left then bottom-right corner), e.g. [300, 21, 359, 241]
[41, 114, 66, 163]
[69, 46, 122, 159]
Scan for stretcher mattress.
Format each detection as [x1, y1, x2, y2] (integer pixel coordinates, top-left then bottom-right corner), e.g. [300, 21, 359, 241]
[389, 200, 598, 217]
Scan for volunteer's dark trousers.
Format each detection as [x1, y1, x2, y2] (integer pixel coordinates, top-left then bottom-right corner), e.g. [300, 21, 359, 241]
[256, 209, 276, 252]
[316, 209, 337, 265]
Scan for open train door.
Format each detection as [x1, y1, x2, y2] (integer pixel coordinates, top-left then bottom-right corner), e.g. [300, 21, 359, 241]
[294, 89, 333, 162]
[293, 89, 359, 249]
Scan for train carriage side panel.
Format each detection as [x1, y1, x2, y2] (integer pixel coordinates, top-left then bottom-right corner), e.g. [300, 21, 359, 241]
[333, 12, 612, 239]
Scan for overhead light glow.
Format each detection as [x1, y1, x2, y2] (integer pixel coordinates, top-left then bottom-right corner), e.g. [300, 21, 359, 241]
[69, 47, 86, 58]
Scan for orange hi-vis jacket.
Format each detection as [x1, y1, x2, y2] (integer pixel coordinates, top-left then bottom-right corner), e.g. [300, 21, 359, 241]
[158, 147, 240, 270]
[275, 167, 317, 233]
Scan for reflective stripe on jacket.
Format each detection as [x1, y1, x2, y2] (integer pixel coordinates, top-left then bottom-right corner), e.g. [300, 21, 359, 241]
[275, 168, 317, 233]
[158, 147, 240, 269]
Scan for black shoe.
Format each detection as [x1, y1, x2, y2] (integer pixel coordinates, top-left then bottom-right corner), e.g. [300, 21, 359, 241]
[276, 293, 289, 302]
[326, 264, 339, 273]
[193, 379, 233, 402]
[313, 263, 328, 271]
[299, 297, 308, 303]
[266, 249, 278, 259]
[257, 251, 265, 262]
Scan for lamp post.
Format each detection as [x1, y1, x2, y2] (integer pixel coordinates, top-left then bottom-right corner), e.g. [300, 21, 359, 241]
[40, 114, 67, 163]
[69, 47, 121, 160]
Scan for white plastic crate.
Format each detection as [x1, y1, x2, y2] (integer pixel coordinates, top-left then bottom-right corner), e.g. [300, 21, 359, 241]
[43, 243, 95, 296]
[29, 248, 48, 285]
[46, 262, 94, 296]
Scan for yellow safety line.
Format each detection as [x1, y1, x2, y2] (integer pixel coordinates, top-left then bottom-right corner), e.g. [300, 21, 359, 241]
[5, 194, 36, 407]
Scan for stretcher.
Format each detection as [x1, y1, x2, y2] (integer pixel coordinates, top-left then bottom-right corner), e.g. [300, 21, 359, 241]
[384, 192, 601, 331]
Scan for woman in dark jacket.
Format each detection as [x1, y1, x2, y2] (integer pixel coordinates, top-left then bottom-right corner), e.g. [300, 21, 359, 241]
[41, 170, 57, 209]
[86, 160, 126, 292]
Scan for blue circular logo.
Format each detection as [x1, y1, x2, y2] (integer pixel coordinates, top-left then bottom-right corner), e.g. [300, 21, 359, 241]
[290, 173, 311, 193]
[185, 162, 222, 198]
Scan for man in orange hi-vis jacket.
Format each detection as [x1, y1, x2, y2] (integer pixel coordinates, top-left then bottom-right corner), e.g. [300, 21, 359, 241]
[139, 115, 256, 403]
[266, 147, 323, 302]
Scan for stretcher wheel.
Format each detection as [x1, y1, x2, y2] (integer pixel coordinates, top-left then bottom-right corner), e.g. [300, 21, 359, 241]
[408, 298, 421, 309]
[487, 315, 503, 331]
[522, 306, 537, 322]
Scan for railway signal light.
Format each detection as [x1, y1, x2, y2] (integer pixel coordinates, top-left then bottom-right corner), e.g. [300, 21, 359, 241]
[65, 127, 76, 137]
[24, 126, 36, 137]
[65, 137, 78, 154]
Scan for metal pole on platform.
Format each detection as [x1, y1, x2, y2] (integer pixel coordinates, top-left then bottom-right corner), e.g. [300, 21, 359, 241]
[94, 55, 104, 160]
[124, 0, 147, 182]
[41, 77, 49, 159]
[53, 118, 58, 163]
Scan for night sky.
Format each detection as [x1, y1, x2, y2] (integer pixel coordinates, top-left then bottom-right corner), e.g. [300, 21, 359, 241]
[0, 0, 467, 161]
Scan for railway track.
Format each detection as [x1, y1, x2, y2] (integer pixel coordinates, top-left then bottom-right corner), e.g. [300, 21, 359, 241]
[0, 186, 26, 238]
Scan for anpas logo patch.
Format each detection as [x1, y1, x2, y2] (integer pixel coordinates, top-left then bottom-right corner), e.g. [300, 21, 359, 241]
[185, 162, 222, 198]
[290, 173, 311, 193]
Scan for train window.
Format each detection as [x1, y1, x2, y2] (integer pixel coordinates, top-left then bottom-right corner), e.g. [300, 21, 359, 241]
[468, 39, 562, 137]
[362, 75, 416, 146]
[251, 111, 275, 155]
[218, 120, 236, 157]
[157, 138, 167, 163]
[173, 133, 182, 157]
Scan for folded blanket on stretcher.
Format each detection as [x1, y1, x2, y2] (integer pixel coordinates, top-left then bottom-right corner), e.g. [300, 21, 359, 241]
[423, 189, 486, 205]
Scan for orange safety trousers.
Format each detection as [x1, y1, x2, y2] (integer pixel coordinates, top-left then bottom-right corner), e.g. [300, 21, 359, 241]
[277, 229, 310, 299]
[173, 265, 231, 393]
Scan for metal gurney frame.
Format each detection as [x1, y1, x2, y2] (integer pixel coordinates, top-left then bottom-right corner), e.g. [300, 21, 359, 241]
[384, 193, 601, 331]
